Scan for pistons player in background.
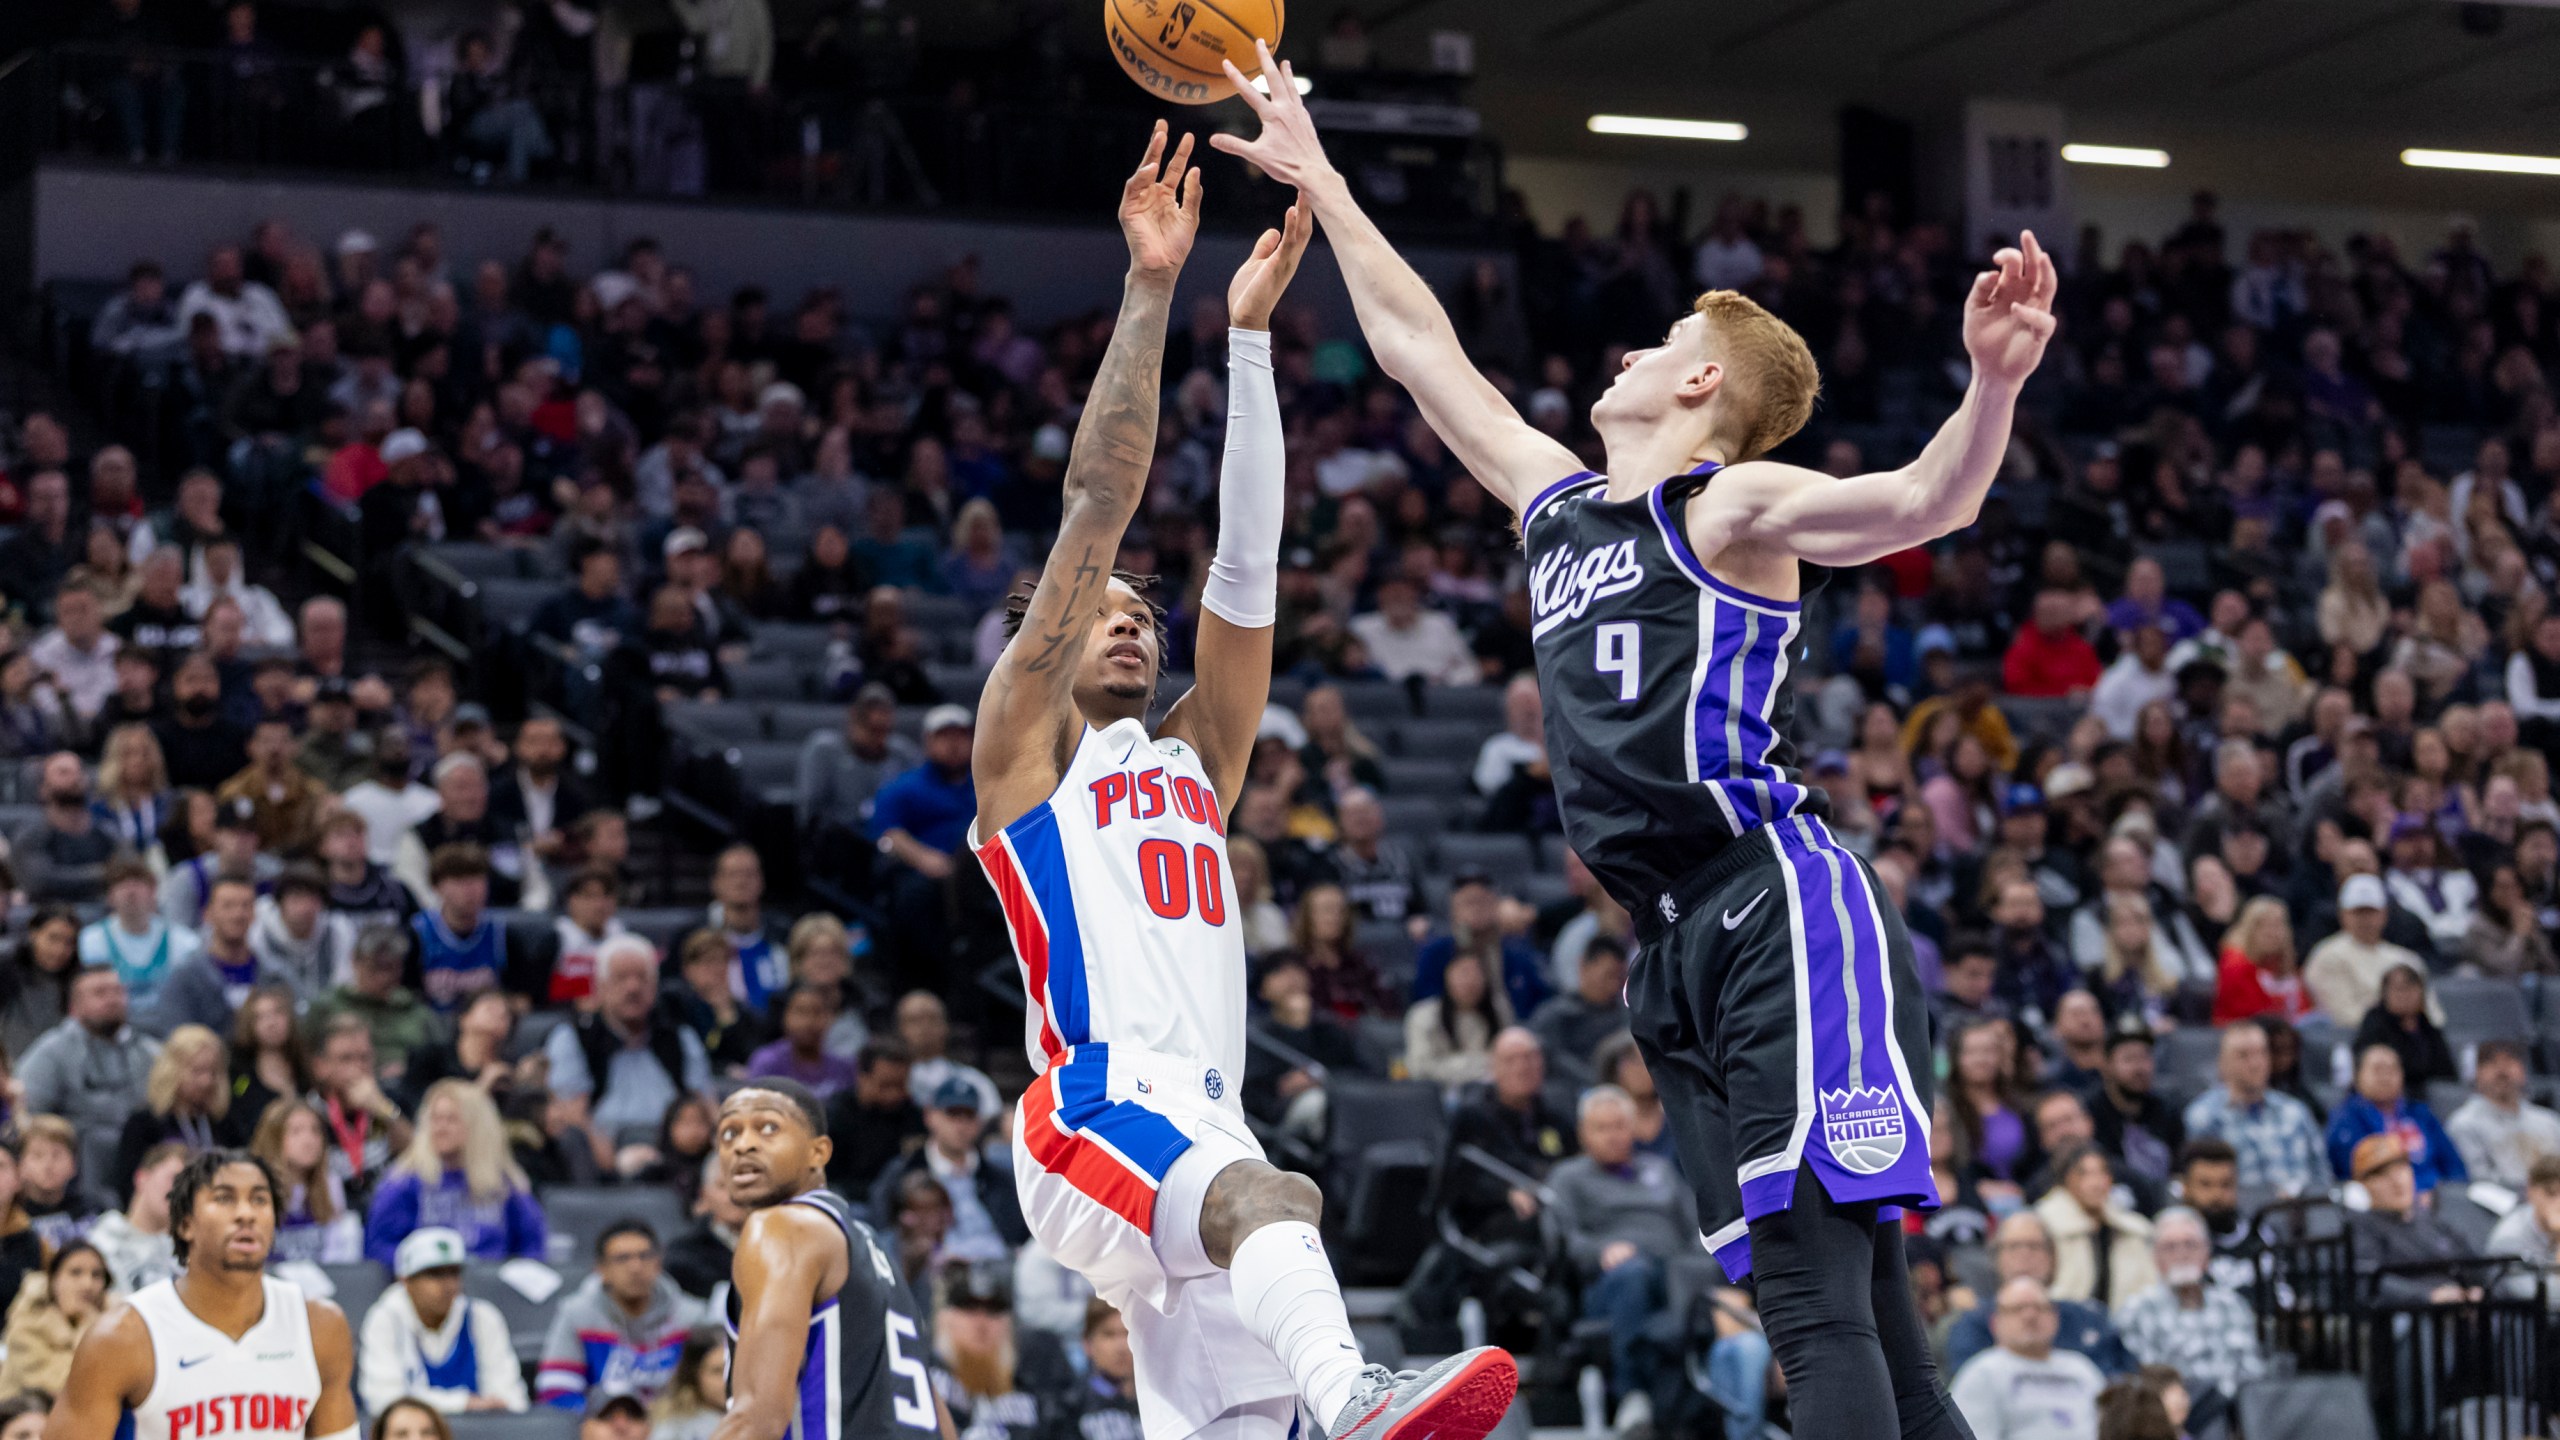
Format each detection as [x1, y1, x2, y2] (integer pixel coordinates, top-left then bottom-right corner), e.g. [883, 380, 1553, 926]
[1217, 40, 2057, 1440]
[48, 1148, 358, 1440]
[970, 121, 1515, 1440]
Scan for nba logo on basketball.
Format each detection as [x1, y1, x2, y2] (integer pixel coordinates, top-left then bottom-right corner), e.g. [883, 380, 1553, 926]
[1819, 1086, 1907, 1175]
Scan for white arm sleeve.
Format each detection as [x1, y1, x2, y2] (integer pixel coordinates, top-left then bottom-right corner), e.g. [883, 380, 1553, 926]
[1201, 328, 1285, 629]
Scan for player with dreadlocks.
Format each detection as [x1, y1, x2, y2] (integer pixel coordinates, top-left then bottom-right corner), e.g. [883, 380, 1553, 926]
[49, 1149, 358, 1440]
[969, 122, 1517, 1440]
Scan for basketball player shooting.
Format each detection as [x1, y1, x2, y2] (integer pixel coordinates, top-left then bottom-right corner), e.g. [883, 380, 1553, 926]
[48, 1150, 358, 1440]
[969, 123, 1518, 1440]
[713, 1077, 955, 1440]
[1217, 42, 2057, 1440]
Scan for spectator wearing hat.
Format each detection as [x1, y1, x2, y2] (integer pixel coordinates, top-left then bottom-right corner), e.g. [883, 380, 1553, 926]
[582, 1387, 653, 1440]
[80, 855, 204, 1007]
[2446, 1040, 2560, 1190]
[214, 716, 330, 854]
[869, 705, 978, 985]
[2088, 1018, 2184, 1186]
[342, 729, 442, 870]
[2181, 1023, 2325, 1196]
[293, 678, 370, 791]
[1414, 867, 1552, 1023]
[358, 1226, 528, 1416]
[930, 1261, 1075, 1440]
[2002, 590, 2103, 700]
[2382, 814, 2479, 949]
[2344, 1133, 2479, 1304]
[536, 1221, 706, 1410]
[359, 429, 445, 561]
[309, 925, 438, 1088]
[1530, 935, 1631, 1069]
[2304, 875, 2430, 1026]
[870, 1078, 1026, 1265]
[2327, 1043, 2466, 1193]
[2351, 961, 2458, 1095]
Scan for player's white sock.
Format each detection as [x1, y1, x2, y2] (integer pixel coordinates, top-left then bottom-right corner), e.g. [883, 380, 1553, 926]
[1229, 1221, 1369, 1421]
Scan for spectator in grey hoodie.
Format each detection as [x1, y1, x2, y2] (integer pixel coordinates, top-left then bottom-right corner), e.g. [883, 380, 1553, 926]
[534, 1220, 705, 1410]
[18, 965, 161, 1203]
[248, 866, 345, 1002]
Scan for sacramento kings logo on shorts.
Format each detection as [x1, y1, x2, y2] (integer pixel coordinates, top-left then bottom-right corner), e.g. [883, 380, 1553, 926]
[1819, 1086, 1907, 1175]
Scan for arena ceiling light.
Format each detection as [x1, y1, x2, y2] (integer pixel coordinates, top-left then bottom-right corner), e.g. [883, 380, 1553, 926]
[1247, 72, 1316, 96]
[2402, 147, 2560, 176]
[2060, 143, 2170, 168]
[1586, 115, 1749, 142]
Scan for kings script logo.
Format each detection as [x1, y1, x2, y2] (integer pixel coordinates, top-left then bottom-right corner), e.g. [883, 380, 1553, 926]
[1820, 1085, 1907, 1175]
[1529, 538, 1643, 638]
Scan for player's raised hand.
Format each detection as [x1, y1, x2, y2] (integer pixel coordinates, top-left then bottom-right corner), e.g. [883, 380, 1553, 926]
[1964, 228, 2059, 386]
[1228, 196, 1313, 332]
[1212, 42, 1333, 189]
[1121, 120, 1203, 279]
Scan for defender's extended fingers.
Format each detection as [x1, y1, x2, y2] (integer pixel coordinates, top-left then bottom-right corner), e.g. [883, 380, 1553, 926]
[1136, 119, 1168, 177]
[1163, 131, 1197, 190]
[1181, 164, 1204, 220]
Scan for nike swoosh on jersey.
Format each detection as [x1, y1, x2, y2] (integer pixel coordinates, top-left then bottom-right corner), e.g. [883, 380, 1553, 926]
[1722, 890, 1770, 930]
[178, 1355, 212, 1368]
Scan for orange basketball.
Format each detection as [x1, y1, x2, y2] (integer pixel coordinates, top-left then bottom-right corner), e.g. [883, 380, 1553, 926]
[1105, 0, 1284, 106]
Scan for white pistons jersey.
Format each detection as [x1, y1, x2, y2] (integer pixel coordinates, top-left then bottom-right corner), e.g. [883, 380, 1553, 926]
[119, 1275, 323, 1440]
[974, 717, 1246, 1102]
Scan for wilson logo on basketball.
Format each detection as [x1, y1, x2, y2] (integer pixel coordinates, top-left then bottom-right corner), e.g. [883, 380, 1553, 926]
[1819, 1086, 1907, 1175]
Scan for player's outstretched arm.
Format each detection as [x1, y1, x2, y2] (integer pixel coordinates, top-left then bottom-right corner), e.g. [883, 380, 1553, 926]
[1213, 43, 1576, 516]
[711, 1208, 835, 1440]
[976, 121, 1200, 834]
[44, 1306, 149, 1440]
[1160, 199, 1310, 806]
[306, 1297, 359, 1437]
[1694, 232, 2059, 569]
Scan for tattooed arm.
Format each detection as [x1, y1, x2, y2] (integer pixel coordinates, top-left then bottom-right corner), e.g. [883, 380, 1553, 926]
[974, 122, 1201, 837]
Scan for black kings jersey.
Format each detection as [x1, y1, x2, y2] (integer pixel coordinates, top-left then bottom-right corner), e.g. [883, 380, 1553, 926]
[726, 1188, 937, 1438]
[1522, 463, 1829, 917]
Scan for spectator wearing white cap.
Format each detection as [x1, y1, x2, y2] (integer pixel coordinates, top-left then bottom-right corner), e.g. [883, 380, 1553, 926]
[2304, 874, 2429, 1027]
[180, 535, 294, 650]
[868, 705, 978, 986]
[358, 1226, 529, 1416]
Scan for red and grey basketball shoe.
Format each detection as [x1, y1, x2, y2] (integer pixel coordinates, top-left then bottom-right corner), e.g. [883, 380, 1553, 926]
[1326, 1347, 1519, 1440]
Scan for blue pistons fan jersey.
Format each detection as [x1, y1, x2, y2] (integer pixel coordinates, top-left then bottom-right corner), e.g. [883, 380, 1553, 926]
[1521, 462, 1829, 916]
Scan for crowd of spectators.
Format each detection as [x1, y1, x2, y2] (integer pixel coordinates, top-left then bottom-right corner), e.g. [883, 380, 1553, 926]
[5, 78, 2560, 1432]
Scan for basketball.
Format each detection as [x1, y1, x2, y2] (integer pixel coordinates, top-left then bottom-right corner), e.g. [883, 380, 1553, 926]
[1105, 0, 1283, 105]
